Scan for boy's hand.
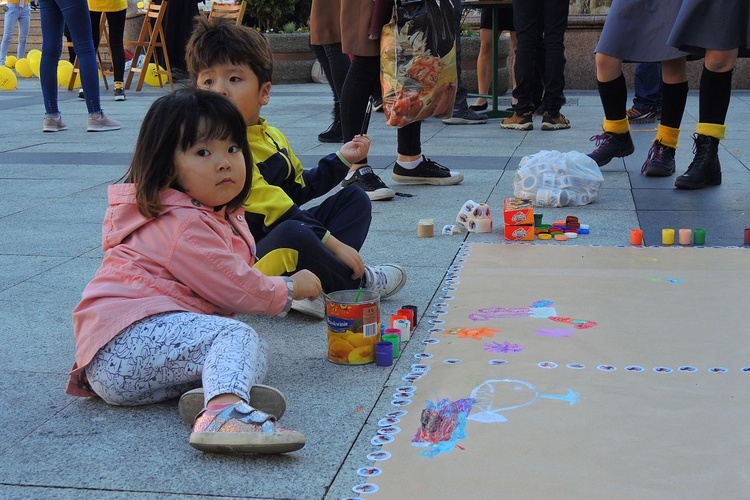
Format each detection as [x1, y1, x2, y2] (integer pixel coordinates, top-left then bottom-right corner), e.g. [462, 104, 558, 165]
[325, 235, 365, 280]
[290, 270, 322, 300]
[339, 135, 371, 165]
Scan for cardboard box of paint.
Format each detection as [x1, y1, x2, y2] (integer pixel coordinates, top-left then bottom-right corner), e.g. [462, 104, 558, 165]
[504, 224, 535, 241]
[503, 198, 534, 225]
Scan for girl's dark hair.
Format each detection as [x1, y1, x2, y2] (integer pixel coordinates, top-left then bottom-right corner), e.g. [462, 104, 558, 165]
[125, 87, 253, 218]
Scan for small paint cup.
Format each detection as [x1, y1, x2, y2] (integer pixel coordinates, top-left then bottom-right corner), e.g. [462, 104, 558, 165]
[383, 327, 401, 343]
[375, 341, 393, 366]
[533, 213, 543, 226]
[662, 228, 675, 246]
[381, 333, 400, 358]
[630, 229, 644, 246]
[678, 228, 692, 245]
[693, 228, 706, 246]
[745, 228, 750, 245]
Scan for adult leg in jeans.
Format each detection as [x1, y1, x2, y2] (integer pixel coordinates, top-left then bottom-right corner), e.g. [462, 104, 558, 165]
[40, 0, 102, 115]
[0, 3, 31, 64]
[511, 0, 540, 115]
[632, 62, 662, 112]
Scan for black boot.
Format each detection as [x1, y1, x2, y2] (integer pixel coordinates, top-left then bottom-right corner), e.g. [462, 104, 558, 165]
[674, 133, 722, 189]
[318, 101, 343, 143]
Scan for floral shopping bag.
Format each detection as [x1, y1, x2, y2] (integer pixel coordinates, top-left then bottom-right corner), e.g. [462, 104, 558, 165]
[380, 0, 457, 128]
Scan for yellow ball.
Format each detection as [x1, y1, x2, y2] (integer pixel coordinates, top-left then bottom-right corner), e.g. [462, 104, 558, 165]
[5, 55, 18, 68]
[0, 66, 18, 90]
[143, 62, 167, 87]
[27, 49, 42, 65]
[15, 58, 33, 78]
[58, 59, 73, 70]
[57, 64, 74, 87]
[29, 56, 41, 78]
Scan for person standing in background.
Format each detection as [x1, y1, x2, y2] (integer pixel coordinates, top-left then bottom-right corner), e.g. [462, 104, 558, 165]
[0, 0, 31, 66]
[86, 0, 128, 101]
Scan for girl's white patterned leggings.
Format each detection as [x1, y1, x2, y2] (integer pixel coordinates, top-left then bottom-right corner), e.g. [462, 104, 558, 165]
[85, 311, 269, 406]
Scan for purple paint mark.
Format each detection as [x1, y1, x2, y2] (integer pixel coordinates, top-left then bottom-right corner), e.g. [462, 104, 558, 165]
[484, 341, 523, 354]
[535, 328, 574, 338]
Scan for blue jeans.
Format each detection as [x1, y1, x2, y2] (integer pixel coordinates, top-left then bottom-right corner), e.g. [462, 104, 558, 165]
[633, 62, 662, 111]
[39, 0, 102, 115]
[0, 2, 31, 65]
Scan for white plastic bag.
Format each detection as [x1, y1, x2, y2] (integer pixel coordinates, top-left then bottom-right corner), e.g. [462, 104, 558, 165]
[513, 150, 604, 207]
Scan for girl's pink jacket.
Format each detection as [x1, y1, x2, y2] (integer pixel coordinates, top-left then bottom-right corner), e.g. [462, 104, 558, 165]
[66, 184, 289, 397]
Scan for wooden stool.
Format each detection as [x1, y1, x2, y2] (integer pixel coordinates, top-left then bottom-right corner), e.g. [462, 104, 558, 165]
[66, 14, 111, 91]
[209, 2, 247, 25]
[124, 1, 173, 91]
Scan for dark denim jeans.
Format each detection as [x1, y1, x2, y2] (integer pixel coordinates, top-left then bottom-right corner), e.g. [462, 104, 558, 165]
[39, 0, 101, 115]
[512, 0, 569, 114]
[633, 62, 662, 111]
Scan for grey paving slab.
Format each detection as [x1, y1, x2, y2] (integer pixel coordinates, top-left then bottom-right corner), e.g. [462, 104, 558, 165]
[1, 77, 750, 499]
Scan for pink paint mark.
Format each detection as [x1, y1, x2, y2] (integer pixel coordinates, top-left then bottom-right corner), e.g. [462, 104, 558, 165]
[535, 328, 574, 338]
[484, 341, 523, 354]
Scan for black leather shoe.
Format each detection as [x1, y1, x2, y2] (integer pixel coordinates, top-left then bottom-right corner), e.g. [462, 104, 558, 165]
[674, 133, 722, 189]
[641, 140, 676, 177]
[318, 119, 342, 143]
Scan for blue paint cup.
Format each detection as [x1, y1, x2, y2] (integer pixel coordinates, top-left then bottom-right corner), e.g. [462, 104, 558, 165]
[375, 341, 393, 366]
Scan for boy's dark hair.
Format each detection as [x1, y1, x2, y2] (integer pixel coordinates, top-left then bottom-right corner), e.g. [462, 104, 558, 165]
[125, 87, 253, 218]
[186, 15, 273, 85]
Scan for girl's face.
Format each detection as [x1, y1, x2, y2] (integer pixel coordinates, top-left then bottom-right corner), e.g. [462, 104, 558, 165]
[173, 127, 246, 209]
[196, 62, 271, 126]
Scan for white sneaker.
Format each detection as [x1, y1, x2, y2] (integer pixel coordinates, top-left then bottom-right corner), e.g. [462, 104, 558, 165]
[87, 112, 121, 132]
[363, 264, 406, 299]
[291, 294, 325, 319]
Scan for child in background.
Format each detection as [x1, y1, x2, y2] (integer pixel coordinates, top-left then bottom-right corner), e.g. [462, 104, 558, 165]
[0, 0, 31, 67]
[66, 88, 321, 455]
[185, 17, 406, 320]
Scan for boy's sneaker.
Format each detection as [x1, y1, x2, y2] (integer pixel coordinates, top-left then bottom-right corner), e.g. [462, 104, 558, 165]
[42, 114, 68, 132]
[291, 294, 325, 319]
[442, 108, 488, 125]
[190, 401, 304, 454]
[78, 87, 85, 99]
[114, 87, 126, 101]
[363, 264, 406, 299]
[626, 106, 661, 124]
[391, 156, 463, 185]
[179, 385, 287, 426]
[87, 112, 121, 132]
[587, 131, 635, 167]
[501, 111, 533, 130]
[641, 140, 676, 177]
[341, 166, 395, 201]
[540, 111, 571, 131]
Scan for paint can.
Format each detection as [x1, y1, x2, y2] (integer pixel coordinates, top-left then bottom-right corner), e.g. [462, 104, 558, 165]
[325, 290, 380, 365]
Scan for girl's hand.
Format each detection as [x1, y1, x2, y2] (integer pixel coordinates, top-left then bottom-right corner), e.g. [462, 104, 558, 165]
[290, 270, 322, 300]
[325, 235, 365, 280]
[339, 135, 371, 165]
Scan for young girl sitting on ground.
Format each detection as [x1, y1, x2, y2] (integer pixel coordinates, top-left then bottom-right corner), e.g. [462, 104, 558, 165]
[66, 87, 321, 455]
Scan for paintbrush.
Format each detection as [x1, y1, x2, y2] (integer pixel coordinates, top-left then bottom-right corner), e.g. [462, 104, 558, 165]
[360, 96, 373, 135]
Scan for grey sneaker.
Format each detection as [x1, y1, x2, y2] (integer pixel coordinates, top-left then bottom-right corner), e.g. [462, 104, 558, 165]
[178, 385, 287, 426]
[87, 112, 121, 132]
[42, 114, 68, 132]
[442, 108, 488, 125]
[341, 166, 395, 201]
[114, 87, 126, 101]
[291, 294, 325, 319]
[363, 264, 406, 299]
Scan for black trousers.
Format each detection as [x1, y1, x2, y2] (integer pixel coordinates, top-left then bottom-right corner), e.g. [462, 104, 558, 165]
[255, 185, 372, 293]
[512, 0, 568, 114]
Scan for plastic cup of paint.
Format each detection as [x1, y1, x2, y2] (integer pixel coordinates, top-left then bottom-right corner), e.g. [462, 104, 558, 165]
[662, 228, 675, 245]
[744, 228, 750, 245]
[381, 334, 400, 358]
[678, 228, 692, 245]
[401, 305, 418, 328]
[375, 341, 393, 366]
[693, 228, 706, 246]
[630, 229, 644, 245]
[533, 213, 543, 226]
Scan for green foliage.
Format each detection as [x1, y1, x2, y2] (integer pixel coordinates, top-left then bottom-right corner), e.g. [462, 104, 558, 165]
[281, 21, 298, 34]
[460, 23, 477, 37]
[242, 0, 296, 32]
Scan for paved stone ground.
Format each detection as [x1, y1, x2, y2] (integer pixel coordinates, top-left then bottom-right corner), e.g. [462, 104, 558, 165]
[1, 78, 749, 499]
